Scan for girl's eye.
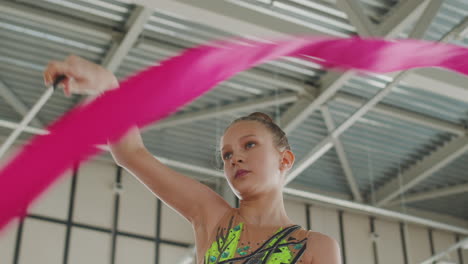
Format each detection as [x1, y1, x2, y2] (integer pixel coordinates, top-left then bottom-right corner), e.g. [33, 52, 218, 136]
[222, 152, 232, 160]
[246, 141, 256, 149]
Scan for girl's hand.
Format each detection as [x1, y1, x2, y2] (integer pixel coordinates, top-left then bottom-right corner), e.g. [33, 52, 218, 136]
[43, 55, 118, 97]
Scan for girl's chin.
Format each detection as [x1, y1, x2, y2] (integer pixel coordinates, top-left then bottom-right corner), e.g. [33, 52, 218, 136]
[231, 182, 263, 196]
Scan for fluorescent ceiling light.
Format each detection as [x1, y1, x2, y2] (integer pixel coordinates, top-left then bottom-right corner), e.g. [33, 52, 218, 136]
[79, 0, 129, 12]
[256, 0, 272, 4]
[0, 22, 103, 53]
[149, 16, 190, 30]
[43, 0, 124, 21]
[288, 0, 348, 19]
[143, 24, 208, 45]
[273, 1, 355, 31]
[226, 0, 349, 37]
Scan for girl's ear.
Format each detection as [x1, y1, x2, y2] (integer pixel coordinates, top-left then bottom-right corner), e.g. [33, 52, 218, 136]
[280, 149, 295, 171]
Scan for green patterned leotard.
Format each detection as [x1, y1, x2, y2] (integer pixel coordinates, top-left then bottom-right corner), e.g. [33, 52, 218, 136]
[204, 208, 309, 264]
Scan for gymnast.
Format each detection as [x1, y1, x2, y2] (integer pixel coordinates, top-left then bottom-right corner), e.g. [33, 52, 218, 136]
[43, 55, 341, 264]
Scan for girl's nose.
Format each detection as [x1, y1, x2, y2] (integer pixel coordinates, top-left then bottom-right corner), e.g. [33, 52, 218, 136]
[231, 156, 244, 166]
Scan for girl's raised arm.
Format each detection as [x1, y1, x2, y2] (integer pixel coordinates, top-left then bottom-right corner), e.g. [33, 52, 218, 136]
[43, 55, 232, 227]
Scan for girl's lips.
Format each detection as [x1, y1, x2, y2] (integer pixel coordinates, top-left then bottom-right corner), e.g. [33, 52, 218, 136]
[235, 170, 250, 179]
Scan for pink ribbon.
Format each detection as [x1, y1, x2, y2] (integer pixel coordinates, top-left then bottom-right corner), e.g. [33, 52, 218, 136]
[1, 36, 467, 231]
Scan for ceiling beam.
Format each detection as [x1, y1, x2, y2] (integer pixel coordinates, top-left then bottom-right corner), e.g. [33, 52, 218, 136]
[138, 40, 307, 93]
[279, 0, 427, 134]
[333, 93, 466, 136]
[283, 187, 468, 235]
[407, 0, 442, 39]
[139, 88, 466, 135]
[0, 0, 114, 41]
[225, 0, 351, 37]
[372, 18, 468, 206]
[387, 183, 468, 206]
[376, 0, 430, 38]
[136, 36, 467, 136]
[280, 0, 444, 135]
[321, 105, 363, 202]
[386, 15, 468, 104]
[385, 205, 468, 232]
[335, 0, 375, 36]
[173, 0, 332, 36]
[143, 93, 298, 132]
[281, 4, 468, 187]
[76, 6, 152, 105]
[133, 0, 288, 38]
[0, 80, 44, 128]
[101, 6, 153, 73]
[1, 2, 455, 139]
[375, 136, 468, 207]
[284, 71, 410, 184]
[403, 68, 468, 104]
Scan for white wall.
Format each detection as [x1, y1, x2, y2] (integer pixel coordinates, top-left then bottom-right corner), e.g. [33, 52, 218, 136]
[375, 218, 404, 264]
[309, 205, 342, 246]
[0, 219, 18, 264]
[463, 247, 468, 264]
[406, 224, 432, 264]
[432, 230, 458, 264]
[115, 236, 155, 264]
[160, 202, 195, 245]
[118, 170, 157, 236]
[72, 162, 115, 229]
[28, 170, 72, 220]
[68, 227, 111, 264]
[343, 212, 374, 264]
[19, 218, 66, 264]
[284, 199, 307, 228]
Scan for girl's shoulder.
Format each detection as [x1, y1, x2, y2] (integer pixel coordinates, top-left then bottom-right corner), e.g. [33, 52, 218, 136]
[302, 231, 341, 264]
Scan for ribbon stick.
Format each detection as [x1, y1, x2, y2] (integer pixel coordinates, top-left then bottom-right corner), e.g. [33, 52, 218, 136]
[1, 36, 467, 231]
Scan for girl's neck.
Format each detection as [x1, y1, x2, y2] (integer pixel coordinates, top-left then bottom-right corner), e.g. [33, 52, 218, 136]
[237, 190, 293, 228]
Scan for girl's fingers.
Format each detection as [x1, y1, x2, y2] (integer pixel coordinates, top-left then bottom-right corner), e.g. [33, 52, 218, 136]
[43, 71, 52, 86]
[62, 78, 71, 97]
[64, 86, 71, 97]
[43, 60, 75, 86]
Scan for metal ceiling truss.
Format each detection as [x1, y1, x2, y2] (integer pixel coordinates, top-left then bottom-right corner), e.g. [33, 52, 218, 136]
[374, 18, 468, 207]
[407, 0, 443, 39]
[335, 0, 375, 36]
[144, 94, 298, 132]
[101, 6, 153, 73]
[279, 0, 431, 135]
[0, 0, 467, 228]
[386, 183, 468, 206]
[279, 0, 468, 206]
[376, 136, 468, 207]
[375, 0, 430, 38]
[0, 0, 113, 41]
[0, 79, 44, 128]
[320, 105, 363, 202]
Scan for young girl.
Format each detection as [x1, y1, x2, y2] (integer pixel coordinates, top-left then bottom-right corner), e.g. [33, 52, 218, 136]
[43, 55, 341, 264]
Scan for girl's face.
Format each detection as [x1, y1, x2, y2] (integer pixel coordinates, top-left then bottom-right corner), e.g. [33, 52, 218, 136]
[220, 121, 294, 199]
